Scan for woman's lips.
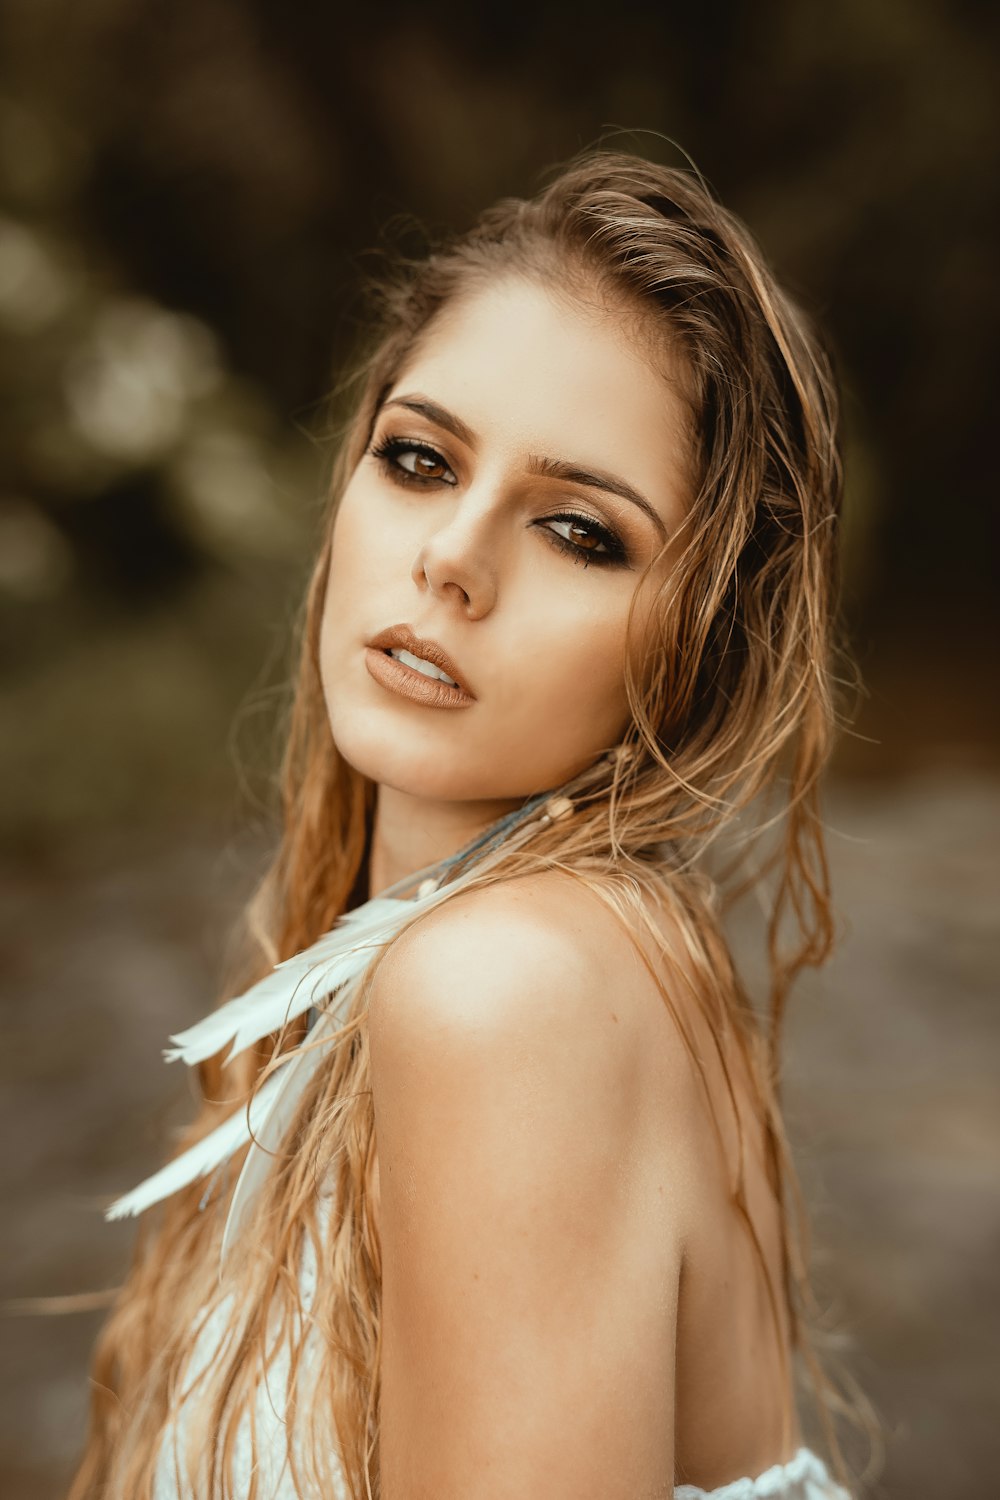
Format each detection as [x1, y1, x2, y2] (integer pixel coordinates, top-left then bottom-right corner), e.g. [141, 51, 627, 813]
[364, 647, 475, 709]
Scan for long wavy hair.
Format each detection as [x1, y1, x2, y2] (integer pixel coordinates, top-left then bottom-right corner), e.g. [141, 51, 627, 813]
[69, 146, 867, 1498]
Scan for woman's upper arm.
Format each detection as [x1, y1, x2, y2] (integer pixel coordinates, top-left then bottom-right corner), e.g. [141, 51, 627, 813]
[368, 881, 688, 1500]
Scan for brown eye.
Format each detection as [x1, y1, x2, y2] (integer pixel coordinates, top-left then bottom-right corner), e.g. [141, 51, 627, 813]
[565, 522, 602, 551]
[401, 450, 449, 481]
[541, 511, 628, 568]
[547, 516, 610, 555]
[370, 436, 458, 486]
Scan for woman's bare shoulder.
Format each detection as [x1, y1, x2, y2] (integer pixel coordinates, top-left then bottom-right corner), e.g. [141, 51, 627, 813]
[370, 869, 618, 1044]
[367, 865, 699, 1102]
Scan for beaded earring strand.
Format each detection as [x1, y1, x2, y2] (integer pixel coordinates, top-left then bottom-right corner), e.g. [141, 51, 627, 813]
[414, 738, 639, 896]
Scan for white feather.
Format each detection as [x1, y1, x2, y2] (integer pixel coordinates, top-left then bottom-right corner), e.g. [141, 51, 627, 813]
[99, 777, 583, 1240]
[102, 843, 513, 1231]
[103, 883, 450, 1226]
[163, 895, 420, 1067]
[219, 1005, 344, 1264]
[103, 1064, 287, 1221]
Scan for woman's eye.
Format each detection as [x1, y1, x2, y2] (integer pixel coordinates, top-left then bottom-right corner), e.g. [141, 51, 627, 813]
[370, 435, 457, 486]
[544, 514, 628, 569]
[397, 448, 452, 481]
[547, 517, 608, 555]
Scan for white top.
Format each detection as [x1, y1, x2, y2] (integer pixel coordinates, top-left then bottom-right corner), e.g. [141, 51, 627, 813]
[153, 1191, 852, 1500]
[152, 1184, 350, 1500]
[674, 1450, 851, 1500]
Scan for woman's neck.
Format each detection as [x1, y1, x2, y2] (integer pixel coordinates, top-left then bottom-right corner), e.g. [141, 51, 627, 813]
[367, 782, 526, 898]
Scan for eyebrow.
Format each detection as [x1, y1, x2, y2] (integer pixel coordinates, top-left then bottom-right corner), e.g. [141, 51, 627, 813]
[380, 394, 670, 541]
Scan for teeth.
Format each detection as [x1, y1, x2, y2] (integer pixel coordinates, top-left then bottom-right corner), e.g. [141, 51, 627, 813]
[388, 647, 458, 687]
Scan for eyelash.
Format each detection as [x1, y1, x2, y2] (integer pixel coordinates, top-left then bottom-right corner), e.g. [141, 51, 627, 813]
[368, 434, 630, 570]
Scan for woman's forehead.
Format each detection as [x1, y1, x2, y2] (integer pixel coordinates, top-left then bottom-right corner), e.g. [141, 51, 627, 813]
[387, 277, 693, 528]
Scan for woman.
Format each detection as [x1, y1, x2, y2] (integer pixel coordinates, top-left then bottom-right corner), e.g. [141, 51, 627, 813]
[70, 147, 862, 1498]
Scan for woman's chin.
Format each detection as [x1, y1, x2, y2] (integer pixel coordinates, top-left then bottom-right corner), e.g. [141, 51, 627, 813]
[330, 734, 545, 807]
[328, 726, 469, 800]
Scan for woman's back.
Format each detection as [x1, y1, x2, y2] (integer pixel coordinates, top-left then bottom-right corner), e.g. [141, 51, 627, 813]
[572, 872, 800, 1489]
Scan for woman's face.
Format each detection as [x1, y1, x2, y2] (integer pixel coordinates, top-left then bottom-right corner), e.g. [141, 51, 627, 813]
[319, 276, 691, 804]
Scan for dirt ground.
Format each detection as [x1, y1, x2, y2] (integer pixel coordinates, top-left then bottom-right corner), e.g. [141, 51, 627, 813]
[1, 767, 997, 1498]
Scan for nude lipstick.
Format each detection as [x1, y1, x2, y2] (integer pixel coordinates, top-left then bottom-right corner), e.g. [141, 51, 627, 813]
[364, 624, 475, 710]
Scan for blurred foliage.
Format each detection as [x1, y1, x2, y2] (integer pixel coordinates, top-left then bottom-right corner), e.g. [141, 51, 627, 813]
[0, 0, 997, 844]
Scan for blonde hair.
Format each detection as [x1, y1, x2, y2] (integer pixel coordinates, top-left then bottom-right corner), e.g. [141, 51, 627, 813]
[70, 146, 867, 1498]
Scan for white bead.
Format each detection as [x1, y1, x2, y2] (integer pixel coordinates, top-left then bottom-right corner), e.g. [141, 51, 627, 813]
[544, 796, 574, 822]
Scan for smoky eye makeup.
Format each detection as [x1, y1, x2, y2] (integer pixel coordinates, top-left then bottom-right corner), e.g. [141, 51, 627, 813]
[369, 432, 459, 486]
[366, 429, 633, 571]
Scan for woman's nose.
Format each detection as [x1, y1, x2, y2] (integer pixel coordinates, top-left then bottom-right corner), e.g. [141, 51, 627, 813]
[410, 493, 500, 619]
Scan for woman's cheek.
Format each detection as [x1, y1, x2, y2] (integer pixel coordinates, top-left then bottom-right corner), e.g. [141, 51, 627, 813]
[331, 488, 376, 584]
[536, 618, 629, 741]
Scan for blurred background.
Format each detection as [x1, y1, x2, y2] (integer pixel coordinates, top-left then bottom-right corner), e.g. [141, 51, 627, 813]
[0, 1, 997, 1496]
